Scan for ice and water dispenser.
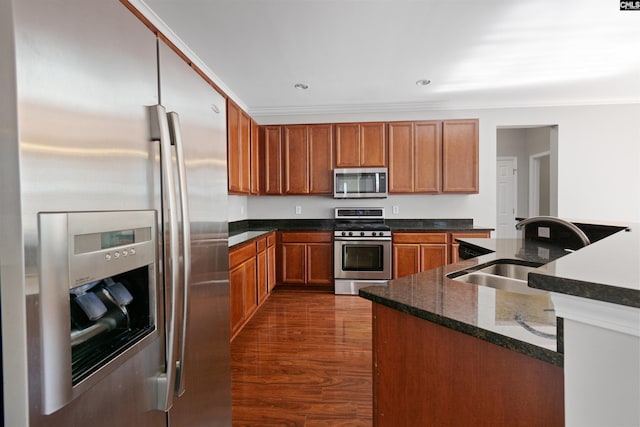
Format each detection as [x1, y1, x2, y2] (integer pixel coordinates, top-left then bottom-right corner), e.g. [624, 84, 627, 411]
[38, 210, 159, 414]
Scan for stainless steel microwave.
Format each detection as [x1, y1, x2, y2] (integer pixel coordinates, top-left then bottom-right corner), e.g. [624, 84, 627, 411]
[334, 167, 388, 198]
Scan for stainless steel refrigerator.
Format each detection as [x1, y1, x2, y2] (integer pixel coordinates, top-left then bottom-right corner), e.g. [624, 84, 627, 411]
[0, 0, 231, 425]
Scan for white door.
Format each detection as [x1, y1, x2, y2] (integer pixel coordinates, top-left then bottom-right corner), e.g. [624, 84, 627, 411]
[497, 157, 517, 238]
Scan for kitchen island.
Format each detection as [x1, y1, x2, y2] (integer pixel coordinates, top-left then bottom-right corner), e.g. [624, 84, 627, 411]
[360, 219, 639, 426]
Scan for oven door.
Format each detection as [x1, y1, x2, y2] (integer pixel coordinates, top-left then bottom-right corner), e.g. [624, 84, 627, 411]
[334, 237, 392, 280]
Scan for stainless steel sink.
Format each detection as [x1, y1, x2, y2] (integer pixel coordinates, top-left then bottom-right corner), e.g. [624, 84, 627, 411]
[447, 260, 546, 295]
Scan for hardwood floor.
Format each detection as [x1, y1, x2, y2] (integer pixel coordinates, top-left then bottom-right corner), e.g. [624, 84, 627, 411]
[231, 289, 373, 426]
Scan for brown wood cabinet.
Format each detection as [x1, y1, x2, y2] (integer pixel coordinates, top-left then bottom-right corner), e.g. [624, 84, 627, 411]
[262, 125, 283, 194]
[388, 121, 441, 193]
[392, 232, 449, 278]
[227, 100, 251, 194]
[250, 119, 260, 195]
[279, 231, 333, 287]
[229, 241, 257, 337]
[372, 303, 564, 426]
[283, 124, 334, 195]
[335, 122, 386, 167]
[229, 232, 277, 339]
[449, 231, 491, 263]
[442, 119, 479, 193]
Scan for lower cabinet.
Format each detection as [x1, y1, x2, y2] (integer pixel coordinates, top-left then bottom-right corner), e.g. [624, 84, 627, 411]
[372, 303, 564, 426]
[392, 232, 449, 279]
[393, 231, 492, 278]
[449, 231, 491, 263]
[279, 231, 333, 288]
[229, 232, 276, 339]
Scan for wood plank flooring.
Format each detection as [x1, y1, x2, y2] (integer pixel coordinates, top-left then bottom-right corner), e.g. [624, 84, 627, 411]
[231, 290, 373, 426]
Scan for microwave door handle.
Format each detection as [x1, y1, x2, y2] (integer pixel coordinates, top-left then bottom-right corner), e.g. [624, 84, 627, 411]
[375, 173, 380, 193]
[168, 111, 190, 397]
[149, 105, 180, 411]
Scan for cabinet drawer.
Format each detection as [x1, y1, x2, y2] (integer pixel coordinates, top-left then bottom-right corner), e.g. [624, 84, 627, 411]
[393, 232, 448, 244]
[281, 231, 332, 243]
[256, 236, 267, 252]
[267, 232, 276, 246]
[229, 241, 256, 268]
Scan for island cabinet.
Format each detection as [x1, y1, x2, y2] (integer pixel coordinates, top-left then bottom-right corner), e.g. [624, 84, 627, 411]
[388, 121, 441, 193]
[278, 231, 333, 288]
[392, 232, 449, 279]
[229, 232, 277, 339]
[372, 303, 564, 426]
[227, 99, 251, 194]
[442, 119, 479, 193]
[262, 125, 283, 194]
[449, 231, 491, 263]
[335, 122, 386, 167]
[283, 124, 334, 195]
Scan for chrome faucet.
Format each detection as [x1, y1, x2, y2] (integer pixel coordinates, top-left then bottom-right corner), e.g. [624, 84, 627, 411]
[515, 216, 591, 248]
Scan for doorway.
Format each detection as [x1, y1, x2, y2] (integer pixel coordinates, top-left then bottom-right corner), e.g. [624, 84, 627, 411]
[496, 126, 557, 238]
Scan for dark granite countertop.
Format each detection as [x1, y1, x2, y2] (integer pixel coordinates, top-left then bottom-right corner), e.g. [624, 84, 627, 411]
[228, 229, 275, 248]
[230, 218, 492, 234]
[360, 219, 640, 367]
[360, 239, 567, 366]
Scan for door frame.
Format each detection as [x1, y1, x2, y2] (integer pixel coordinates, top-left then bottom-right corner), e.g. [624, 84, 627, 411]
[529, 151, 550, 216]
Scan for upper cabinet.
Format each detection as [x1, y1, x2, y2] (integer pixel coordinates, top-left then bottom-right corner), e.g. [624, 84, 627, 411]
[389, 119, 478, 194]
[268, 124, 334, 195]
[262, 125, 283, 195]
[388, 121, 441, 193]
[250, 119, 260, 195]
[335, 122, 386, 167]
[227, 100, 251, 194]
[442, 119, 479, 193]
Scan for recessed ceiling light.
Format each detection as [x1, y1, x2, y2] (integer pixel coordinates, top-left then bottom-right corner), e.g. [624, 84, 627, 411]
[294, 83, 309, 90]
[416, 79, 431, 86]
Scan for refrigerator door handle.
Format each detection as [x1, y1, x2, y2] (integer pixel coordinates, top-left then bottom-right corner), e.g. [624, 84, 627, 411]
[149, 104, 180, 411]
[168, 111, 191, 397]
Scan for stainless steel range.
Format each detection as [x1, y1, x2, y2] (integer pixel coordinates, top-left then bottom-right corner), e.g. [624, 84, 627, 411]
[333, 208, 392, 295]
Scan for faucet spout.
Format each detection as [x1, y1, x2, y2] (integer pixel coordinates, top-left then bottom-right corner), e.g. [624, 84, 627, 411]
[515, 216, 591, 247]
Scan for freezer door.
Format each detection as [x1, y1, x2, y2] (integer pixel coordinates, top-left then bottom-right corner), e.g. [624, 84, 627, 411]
[9, 0, 165, 425]
[158, 40, 232, 425]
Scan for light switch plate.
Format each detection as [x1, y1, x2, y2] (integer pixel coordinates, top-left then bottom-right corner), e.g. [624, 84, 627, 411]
[538, 226, 551, 238]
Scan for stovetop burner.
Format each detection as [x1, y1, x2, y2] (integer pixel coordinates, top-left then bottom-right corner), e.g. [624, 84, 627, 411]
[334, 207, 390, 238]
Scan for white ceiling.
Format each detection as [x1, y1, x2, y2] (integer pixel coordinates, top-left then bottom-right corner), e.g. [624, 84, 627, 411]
[141, 0, 640, 117]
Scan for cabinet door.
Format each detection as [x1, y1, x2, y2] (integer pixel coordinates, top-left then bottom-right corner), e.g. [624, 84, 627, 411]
[242, 258, 258, 320]
[393, 244, 421, 279]
[263, 126, 283, 194]
[267, 242, 277, 292]
[281, 242, 306, 284]
[335, 123, 360, 167]
[227, 100, 241, 193]
[442, 119, 479, 193]
[239, 112, 251, 193]
[420, 244, 449, 271]
[250, 119, 260, 195]
[388, 122, 414, 193]
[229, 264, 245, 336]
[308, 124, 334, 194]
[360, 122, 386, 167]
[283, 125, 309, 194]
[257, 246, 268, 304]
[306, 243, 333, 286]
[414, 121, 441, 193]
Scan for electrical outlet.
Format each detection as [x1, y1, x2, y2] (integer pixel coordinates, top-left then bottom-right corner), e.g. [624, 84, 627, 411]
[538, 226, 551, 238]
[392, 205, 399, 214]
[295, 205, 302, 215]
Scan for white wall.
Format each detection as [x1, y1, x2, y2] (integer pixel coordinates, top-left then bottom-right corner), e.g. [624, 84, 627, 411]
[242, 103, 640, 226]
